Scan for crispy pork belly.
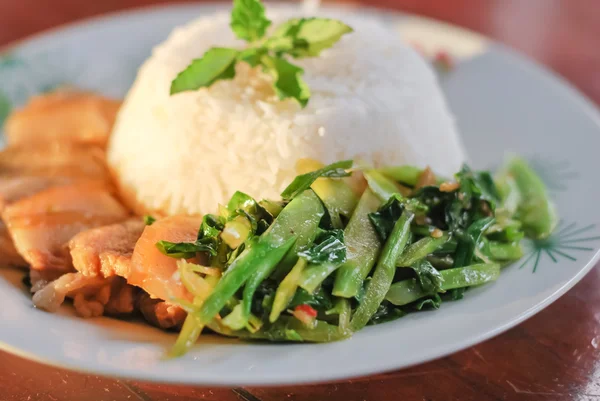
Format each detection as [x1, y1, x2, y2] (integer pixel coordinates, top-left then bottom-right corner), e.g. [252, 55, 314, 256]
[0, 176, 74, 213]
[32, 273, 137, 318]
[29, 269, 65, 293]
[138, 292, 186, 329]
[0, 221, 26, 267]
[0, 143, 109, 180]
[32, 272, 107, 313]
[2, 183, 129, 274]
[129, 215, 202, 302]
[69, 219, 192, 327]
[104, 278, 139, 315]
[69, 219, 145, 278]
[0, 144, 115, 266]
[4, 91, 121, 147]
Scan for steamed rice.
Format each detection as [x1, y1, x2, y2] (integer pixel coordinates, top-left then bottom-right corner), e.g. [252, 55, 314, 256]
[108, 8, 466, 216]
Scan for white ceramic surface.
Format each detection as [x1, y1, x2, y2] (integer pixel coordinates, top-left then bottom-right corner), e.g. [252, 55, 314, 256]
[1, 3, 599, 386]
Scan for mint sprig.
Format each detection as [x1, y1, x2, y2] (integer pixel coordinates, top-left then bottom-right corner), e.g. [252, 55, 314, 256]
[170, 48, 238, 95]
[169, 0, 353, 107]
[266, 18, 353, 58]
[230, 0, 271, 42]
[261, 55, 311, 107]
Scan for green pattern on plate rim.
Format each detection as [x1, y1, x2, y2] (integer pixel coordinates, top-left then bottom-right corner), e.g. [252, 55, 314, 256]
[530, 157, 579, 192]
[484, 156, 591, 273]
[518, 222, 600, 273]
[514, 157, 591, 272]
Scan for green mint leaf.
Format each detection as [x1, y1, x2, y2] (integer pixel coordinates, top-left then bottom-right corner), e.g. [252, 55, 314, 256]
[263, 36, 294, 55]
[261, 55, 310, 107]
[238, 47, 267, 67]
[170, 48, 239, 95]
[269, 18, 353, 58]
[272, 18, 303, 38]
[170, 2, 353, 106]
[280, 159, 353, 201]
[230, 0, 271, 42]
[143, 215, 156, 225]
[264, 18, 302, 53]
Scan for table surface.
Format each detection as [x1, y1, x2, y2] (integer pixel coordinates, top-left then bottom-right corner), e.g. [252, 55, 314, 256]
[1, 1, 599, 400]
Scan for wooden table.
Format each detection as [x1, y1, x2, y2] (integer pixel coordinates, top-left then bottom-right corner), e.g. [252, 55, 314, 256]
[1, 1, 599, 400]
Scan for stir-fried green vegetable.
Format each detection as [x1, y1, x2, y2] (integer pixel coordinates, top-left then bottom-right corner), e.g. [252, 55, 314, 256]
[270, 258, 307, 322]
[350, 210, 414, 331]
[156, 214, 224, 258]
[385, 263, 501, 306]
[377, 165, 424, 186]
[281, 159, 353, 201]
[332, 189, 382, 298]
[195, 189, 323, 329]
[495, 156, 558, 239]
[295, 159, 358, 229]
[363, 170, 409, 201]
[397, 234, 449, 267]
[297, 229, 347, 293]
[156, 156, 557, 356]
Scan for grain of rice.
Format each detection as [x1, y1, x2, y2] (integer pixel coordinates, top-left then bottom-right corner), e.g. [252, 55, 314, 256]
[108, 8, 466, 216]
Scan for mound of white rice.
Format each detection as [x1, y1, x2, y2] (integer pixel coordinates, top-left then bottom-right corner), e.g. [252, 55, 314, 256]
[108, 8, 466, 216]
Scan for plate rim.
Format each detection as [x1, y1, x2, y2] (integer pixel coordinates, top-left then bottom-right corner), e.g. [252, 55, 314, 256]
[1, 2, 600, 386]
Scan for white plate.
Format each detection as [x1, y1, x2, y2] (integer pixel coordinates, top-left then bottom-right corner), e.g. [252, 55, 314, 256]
[1, 3, 600, 386]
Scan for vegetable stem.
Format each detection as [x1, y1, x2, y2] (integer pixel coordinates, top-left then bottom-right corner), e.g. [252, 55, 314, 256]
[194, 190, 324, 327]
[296, 159, 358, 229]
[485, 240, 523, 261]
[363, 170, 409, 201]
[194, 235, 296, 327]
[377, 165, 422, 186]
[270, 258, 307, 322]
[298, 263, 339, 294]
[169, 315, 204, 358]
[377, 165, 445, 186]
[325, 297, 352, 333]
[229, 317, 350, 342]
[350, 211, 414, 331]
[385, 263, 501, 305]
[270, 191, 325, 280]
[241, 236, 297, 322]
[453, 217, 495, 268]
[496, 156, 558, 239]
[396, 234, 449, 267]
[168, 265, 220, 357]
[332, 189, 382, 298]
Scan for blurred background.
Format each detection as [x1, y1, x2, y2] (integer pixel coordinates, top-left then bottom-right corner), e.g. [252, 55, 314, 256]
[1, 0, 599, 103]
[0, 1, 599, 400]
